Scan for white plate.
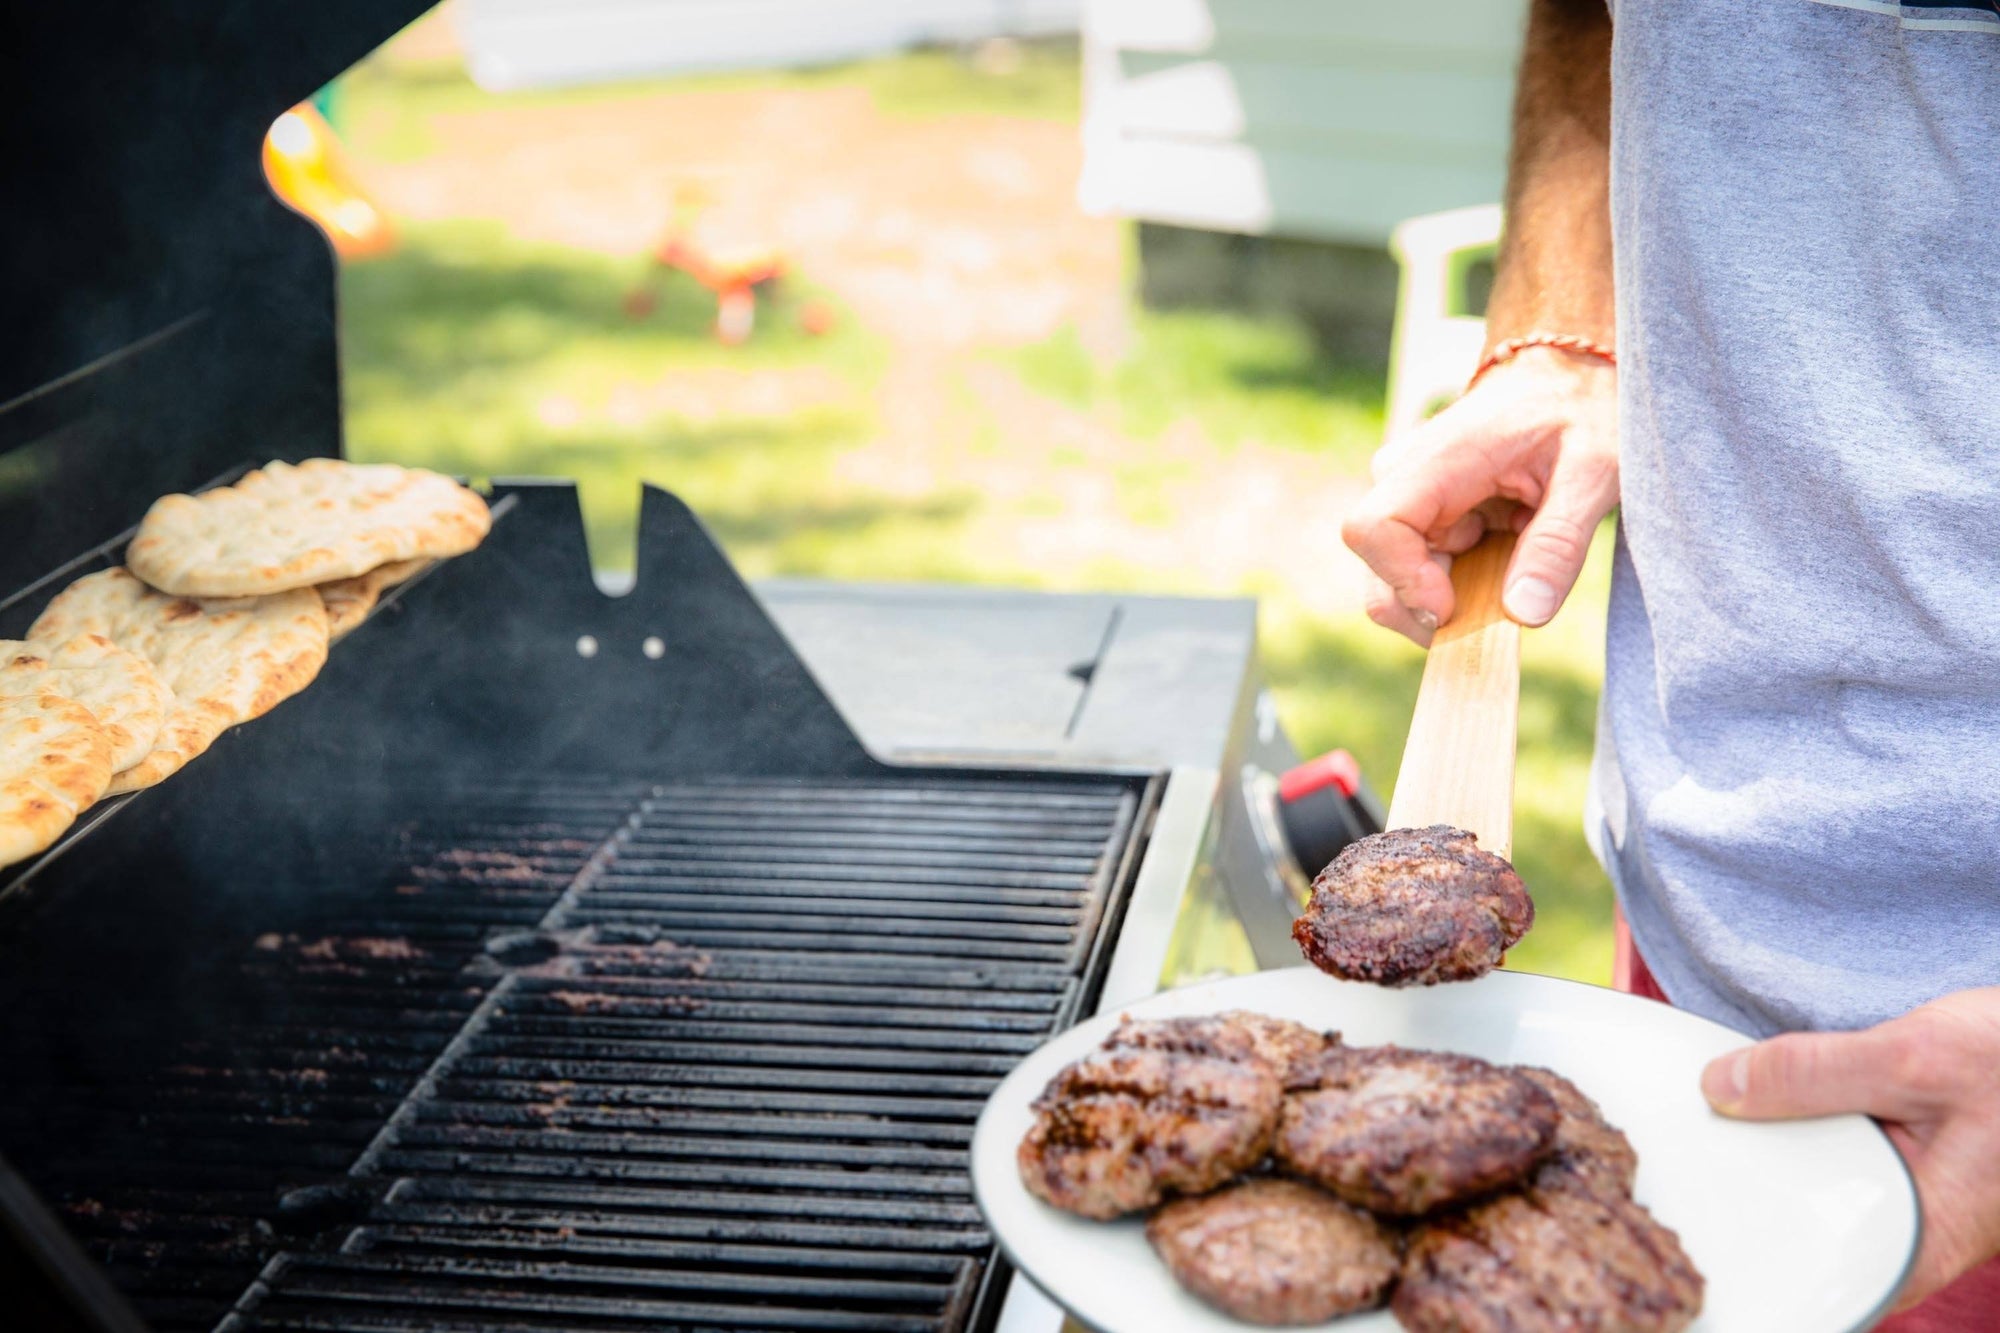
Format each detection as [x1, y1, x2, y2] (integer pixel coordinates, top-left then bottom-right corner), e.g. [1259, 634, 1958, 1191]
[971, 967, 1918, 1333]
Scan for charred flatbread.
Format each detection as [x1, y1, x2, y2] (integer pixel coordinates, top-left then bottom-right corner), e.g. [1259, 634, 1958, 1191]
[0, 635, 171, 773]
[30, 568, 329, 792]
[0, 690, 113, 868]
[127, 459, 488, 597]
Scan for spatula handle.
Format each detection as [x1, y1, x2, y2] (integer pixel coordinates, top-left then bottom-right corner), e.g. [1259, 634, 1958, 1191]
[1384, 530, 1522, 859]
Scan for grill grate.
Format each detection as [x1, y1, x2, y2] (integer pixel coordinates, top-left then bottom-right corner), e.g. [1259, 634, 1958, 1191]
[0, 774, 1144, 1333]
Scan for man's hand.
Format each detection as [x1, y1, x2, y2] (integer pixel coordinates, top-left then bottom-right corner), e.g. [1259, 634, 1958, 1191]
[1341, 346, 1618, 645]
[1702, 987, 2000, 1309]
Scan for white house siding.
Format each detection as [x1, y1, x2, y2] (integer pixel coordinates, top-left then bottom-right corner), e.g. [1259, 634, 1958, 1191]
[459, 0, 1082, 91]
[1080, 0, 1527, 244]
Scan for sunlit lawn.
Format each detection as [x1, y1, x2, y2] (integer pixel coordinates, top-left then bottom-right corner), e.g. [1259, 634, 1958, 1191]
[338, 46, 1616, 985]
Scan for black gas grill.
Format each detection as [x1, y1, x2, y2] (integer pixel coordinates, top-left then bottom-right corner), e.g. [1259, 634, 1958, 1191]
[0, 7, 1169, 1329]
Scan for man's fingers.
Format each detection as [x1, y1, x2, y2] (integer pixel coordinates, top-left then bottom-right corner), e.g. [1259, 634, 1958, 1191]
[1342, 452, 1508, 627]
[1361, 555, 1460, 645]
[1342, 503, 1458, 630]
[1435, 510, 1489, 556]
[1363, 576, 1436, 647]
[1501, 451, 1619, 627]
[1702, 1028, 1921, 1122]
[1354, 394, 1619, 633]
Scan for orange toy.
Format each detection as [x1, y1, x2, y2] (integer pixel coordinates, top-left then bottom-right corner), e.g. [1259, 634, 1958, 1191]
[634, 186, 784, 344]
[262, 104, 396, 260]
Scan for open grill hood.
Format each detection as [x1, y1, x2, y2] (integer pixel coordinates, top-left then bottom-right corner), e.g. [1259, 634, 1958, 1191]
[0, 0, 434, 593]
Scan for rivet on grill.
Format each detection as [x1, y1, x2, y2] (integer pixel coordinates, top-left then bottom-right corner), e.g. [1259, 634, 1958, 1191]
[575, 635, 599, 658]
[642, 635, 665, 659]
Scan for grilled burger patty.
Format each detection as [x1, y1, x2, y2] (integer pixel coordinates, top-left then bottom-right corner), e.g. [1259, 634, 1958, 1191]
[1274, 1045, 1560, 1216]
[1109, 1011, 1335, 1089]
[1517, 1065, 1639, 1199]
[1017, 1018, 1288, 1219]
[1147, 1177, 1400, 1326]
[1293, 825, 1533, 986]
[1394, 1185, 1704, 1333]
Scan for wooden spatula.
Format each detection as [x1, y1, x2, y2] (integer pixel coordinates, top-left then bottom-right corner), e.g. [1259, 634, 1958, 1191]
[1384, 530, 1521, 859]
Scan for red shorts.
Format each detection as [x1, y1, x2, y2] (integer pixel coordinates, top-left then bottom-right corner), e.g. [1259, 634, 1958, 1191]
[1614, 914, 2000, 1331]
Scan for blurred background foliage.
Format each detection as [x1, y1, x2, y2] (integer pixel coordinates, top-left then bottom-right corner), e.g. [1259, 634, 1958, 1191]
[336, 28, 1616, 983]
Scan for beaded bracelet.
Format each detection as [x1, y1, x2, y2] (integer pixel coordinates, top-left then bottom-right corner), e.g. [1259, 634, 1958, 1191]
[1466, 333, 1617, 392]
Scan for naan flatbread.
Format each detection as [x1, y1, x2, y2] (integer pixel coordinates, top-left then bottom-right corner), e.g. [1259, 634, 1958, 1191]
[30, 568, 329, 793]
[319, 557, 431, 640]
[127, 458, 489, 597]
[0, 635, 171, 773]
[0, 690, 113, 868]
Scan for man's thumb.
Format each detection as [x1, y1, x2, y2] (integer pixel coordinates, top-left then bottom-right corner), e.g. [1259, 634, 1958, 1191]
[1500, 459, 1617, 627]
[1702, 1029, 1910, 1121]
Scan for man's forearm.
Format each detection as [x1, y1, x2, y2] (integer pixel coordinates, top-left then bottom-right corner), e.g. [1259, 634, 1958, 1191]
[1484, 0, 1615, 353]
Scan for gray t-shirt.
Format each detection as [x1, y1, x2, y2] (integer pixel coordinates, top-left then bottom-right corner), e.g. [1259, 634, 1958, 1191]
[1591, 0, 2000, 1036]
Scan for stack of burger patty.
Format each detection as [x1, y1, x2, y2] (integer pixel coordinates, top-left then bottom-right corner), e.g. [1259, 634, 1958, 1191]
[1017, 1011, 1704, 1331]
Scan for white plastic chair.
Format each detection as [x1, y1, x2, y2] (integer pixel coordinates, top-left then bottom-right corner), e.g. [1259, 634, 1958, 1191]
[1385, 204, 1503, 443]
